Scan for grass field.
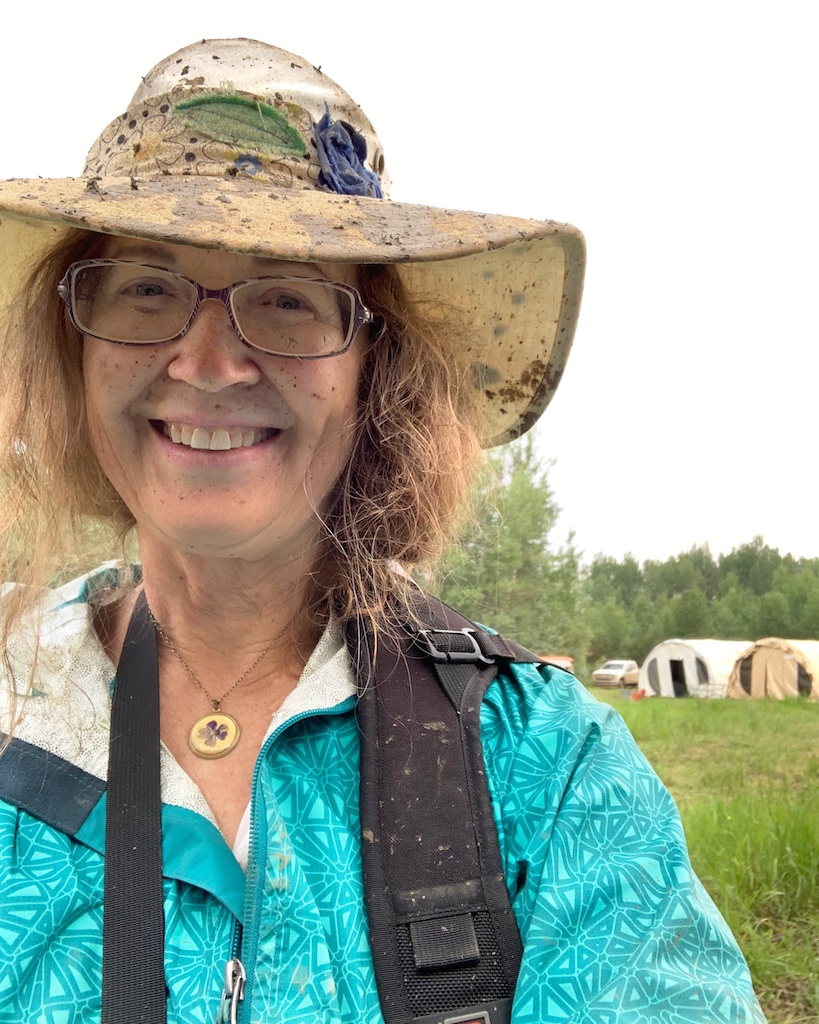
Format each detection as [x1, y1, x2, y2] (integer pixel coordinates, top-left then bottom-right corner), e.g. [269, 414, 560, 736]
[590, 690, 819, 1024]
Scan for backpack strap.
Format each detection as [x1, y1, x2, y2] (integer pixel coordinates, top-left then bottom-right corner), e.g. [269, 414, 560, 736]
[346, 596, 541, 1024]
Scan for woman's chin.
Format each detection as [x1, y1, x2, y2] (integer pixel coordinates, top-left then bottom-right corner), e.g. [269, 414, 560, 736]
[138, 516, 317, 566]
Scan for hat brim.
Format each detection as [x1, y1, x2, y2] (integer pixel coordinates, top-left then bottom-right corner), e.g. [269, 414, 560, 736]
[0, 174, 584, 446]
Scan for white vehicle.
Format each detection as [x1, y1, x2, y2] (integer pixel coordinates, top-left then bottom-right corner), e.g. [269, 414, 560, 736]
[592, 659, 640, 688]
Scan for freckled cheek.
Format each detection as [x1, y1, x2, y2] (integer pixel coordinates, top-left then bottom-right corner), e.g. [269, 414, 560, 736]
[83, 394, 118, 465]
[85, 343, 156, 397]
[278, 361, 361, 419]
[83, 350, 149, 463]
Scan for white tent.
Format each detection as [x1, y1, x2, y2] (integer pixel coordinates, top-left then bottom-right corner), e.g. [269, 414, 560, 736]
[640, 639, 752, 698]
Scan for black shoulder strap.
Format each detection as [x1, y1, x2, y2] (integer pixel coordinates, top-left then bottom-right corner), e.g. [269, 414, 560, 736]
[347, 597, 540, 1024]
[102, 590, 167, 1024]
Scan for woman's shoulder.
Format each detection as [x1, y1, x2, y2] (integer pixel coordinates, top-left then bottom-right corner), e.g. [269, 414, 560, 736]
[0, 563, 126, 760]
[2, 564, 125, 666]
[478, 635, 617, 748]
[479, 646, 669, 817]
[1, 561, 129, 617]
[483, 655, 612, 740]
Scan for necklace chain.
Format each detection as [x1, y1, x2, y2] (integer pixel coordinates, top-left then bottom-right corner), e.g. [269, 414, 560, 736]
[148, 608, 289, 711]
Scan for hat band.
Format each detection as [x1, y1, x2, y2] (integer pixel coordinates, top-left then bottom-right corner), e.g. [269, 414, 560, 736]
[82, 89, 384, 198]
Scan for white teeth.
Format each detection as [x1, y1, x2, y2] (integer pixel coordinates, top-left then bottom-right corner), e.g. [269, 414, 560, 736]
[163, 423, 268, 451]
[190, 428, 211, 450]
[209, 429, 231, 451]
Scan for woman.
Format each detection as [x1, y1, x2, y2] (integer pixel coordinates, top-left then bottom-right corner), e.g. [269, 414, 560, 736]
[0, 38, 765, 1024]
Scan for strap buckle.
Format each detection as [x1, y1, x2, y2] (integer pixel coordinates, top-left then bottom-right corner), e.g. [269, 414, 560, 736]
[418, 628, 494, 666]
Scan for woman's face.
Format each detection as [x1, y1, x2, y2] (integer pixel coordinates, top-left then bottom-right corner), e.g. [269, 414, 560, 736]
[82, 238, 365, 566]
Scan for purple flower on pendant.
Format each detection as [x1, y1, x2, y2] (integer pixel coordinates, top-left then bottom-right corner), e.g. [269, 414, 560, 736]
[198, 720, 229, 747]
[314, 106, 382, 198]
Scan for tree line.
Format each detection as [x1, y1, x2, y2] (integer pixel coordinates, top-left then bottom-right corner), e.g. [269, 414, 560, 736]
[434, 439, 819, 679]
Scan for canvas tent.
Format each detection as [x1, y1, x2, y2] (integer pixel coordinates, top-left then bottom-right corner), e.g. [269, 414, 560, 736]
[640, 639, 751, 698]
[727, 638, 819, 700]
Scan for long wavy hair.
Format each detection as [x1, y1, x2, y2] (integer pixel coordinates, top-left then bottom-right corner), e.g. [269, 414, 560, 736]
[0, 228, 480, 658]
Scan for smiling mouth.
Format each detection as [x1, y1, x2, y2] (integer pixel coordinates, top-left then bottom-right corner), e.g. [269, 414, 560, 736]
[158, 422, 276, 451]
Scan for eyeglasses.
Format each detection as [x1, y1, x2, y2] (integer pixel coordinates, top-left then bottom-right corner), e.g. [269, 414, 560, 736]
[57, 259, 379, 358]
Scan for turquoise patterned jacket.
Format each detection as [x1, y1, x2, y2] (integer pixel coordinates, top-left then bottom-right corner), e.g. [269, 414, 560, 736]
[0, 568, 766, 1023]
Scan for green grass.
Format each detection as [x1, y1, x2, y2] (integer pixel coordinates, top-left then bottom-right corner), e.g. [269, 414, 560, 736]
[590, 691, 819, 1024]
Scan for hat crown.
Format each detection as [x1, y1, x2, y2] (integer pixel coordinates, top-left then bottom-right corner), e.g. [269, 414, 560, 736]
[83, 38, 389, 198]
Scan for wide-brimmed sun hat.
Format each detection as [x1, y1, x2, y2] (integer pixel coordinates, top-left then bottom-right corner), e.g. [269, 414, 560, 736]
[0, 38, 584, 446]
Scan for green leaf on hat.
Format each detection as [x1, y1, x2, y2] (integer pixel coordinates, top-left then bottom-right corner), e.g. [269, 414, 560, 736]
[174, 94, 307, 156]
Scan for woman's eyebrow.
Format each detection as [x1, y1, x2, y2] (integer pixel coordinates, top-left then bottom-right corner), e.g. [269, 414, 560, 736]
[248, 258, 325, 275]
[107, 244, 328, 279]
[107, 242, 178, 265]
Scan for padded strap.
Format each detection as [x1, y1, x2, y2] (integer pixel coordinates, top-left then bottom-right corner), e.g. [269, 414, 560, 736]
[350, 598, 531, 1024]
[102, 590, 167, 1024]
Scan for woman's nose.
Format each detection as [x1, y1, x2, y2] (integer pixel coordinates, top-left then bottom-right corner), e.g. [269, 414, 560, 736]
[166, 299, 262, 391]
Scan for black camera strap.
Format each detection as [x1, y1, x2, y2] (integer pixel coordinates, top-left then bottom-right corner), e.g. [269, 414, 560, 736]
[102, 589, 167, 1024]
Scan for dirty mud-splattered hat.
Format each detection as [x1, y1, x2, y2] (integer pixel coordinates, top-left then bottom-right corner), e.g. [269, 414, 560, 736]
[0, 38, 584, 446]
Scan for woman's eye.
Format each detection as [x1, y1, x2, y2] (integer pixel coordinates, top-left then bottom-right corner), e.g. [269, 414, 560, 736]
[133, 282, 167, 298]
[252, 288, 318, 318]
[272, 292, 304, 310]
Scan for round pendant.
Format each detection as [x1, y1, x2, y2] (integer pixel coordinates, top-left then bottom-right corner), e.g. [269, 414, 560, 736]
[189, 712, 241, 759]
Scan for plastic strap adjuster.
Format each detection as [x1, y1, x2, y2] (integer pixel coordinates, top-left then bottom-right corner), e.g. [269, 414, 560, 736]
[418, 628, 494, 666]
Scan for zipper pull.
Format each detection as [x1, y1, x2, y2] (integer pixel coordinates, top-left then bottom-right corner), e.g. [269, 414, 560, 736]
[215, 958, 246, 1024]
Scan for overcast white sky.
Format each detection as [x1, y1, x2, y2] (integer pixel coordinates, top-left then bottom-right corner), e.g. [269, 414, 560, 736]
[1, 1, 815, 564]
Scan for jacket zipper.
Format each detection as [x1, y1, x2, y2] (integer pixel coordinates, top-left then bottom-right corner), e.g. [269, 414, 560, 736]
[213, 919, 244, 1023]
[220, 697, 357, 1024]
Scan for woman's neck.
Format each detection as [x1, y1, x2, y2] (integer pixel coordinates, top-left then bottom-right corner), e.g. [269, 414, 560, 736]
[100, 532, 326, 685]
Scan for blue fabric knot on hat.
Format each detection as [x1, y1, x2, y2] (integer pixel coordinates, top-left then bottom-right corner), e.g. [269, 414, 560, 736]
[315, 106, 383, 198]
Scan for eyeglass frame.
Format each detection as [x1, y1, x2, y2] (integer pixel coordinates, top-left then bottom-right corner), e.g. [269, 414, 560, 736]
[56, 258, 381, 359]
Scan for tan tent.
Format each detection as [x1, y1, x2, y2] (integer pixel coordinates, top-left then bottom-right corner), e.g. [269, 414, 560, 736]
[727, 638, 819, 700]
[640, 639, 751, 698]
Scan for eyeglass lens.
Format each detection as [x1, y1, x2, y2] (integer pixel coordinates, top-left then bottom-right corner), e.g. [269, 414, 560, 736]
[70, 263, 355, 355]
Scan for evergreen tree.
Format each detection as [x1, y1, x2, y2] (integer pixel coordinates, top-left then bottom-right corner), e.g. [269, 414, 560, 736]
[670, 588, 711, 638]
[435, 437, 585, 656]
